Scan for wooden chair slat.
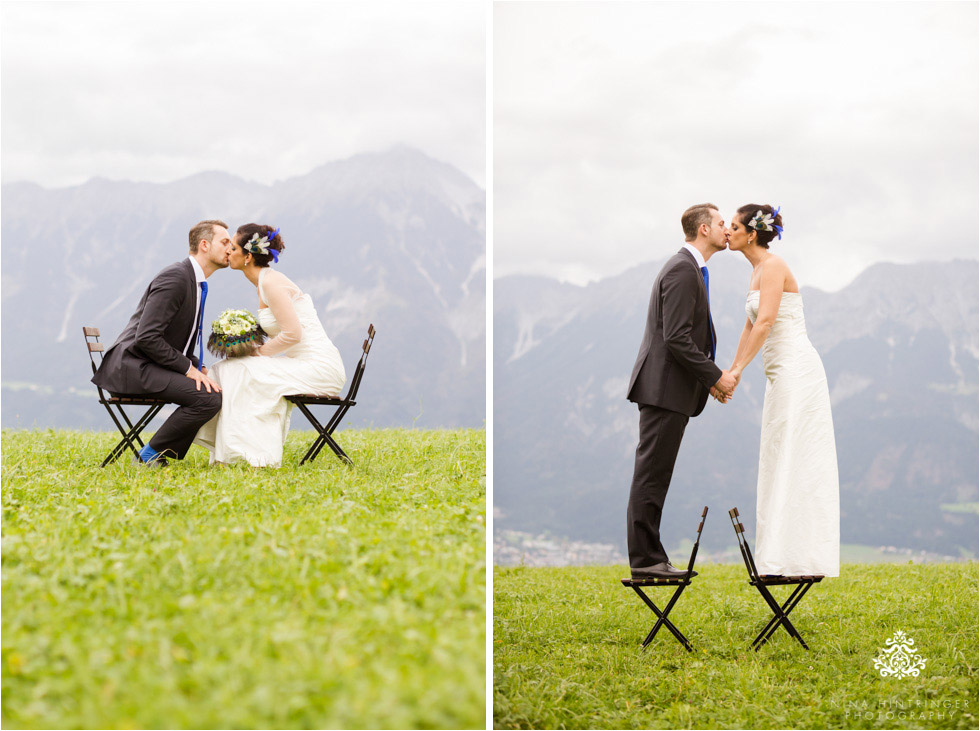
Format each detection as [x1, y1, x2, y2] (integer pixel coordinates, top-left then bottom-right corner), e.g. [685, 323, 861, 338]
[622, 577, 686, 586]
[106, 396, 168, 405]
[82, 326, 100, 336]
[88, 343, 105, 352]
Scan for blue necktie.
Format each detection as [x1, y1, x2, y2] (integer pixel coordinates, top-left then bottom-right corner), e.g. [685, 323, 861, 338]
[700, 266, 716, 359]
[196, 281, 208, 368]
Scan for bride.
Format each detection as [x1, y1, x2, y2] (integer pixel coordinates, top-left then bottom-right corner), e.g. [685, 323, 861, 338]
[723, 205, 839, 577]
[195, 224, 346, 467]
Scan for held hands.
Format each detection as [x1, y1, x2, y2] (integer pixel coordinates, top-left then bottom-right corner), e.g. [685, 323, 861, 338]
[712, 369, 739, 404]
[185, 364, 221, 393]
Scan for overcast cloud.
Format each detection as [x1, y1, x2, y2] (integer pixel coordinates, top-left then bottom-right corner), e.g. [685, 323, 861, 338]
[1, 1, 485, 188]
[494, 1, 978, 291]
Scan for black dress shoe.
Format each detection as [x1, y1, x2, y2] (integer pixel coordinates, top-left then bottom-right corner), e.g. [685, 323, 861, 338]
[132, 453, 168, 468]
[631, 561, 697, 579]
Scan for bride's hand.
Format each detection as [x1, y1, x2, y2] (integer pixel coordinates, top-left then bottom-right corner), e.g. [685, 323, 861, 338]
[710, 386, 730, 404]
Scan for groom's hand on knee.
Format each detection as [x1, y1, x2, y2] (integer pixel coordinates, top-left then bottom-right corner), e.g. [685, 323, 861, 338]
[185, 365, 221, 393]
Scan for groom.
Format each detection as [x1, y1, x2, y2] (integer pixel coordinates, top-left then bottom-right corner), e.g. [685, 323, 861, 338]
[625, 203, 736, 579]
[92, 220, 231, 466]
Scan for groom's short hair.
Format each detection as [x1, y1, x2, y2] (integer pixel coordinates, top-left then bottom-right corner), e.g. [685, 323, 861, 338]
[681, 204, 718, 241]
[188, 219, 229, 253]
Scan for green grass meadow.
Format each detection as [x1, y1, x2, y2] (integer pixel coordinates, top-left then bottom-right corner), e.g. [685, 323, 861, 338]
[2, 428, 486, 729]
[494, 564, 978, 729]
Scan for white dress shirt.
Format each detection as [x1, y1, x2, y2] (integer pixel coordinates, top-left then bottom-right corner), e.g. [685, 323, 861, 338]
[682, 242, 706, 270]
[183, 256, 206, 360]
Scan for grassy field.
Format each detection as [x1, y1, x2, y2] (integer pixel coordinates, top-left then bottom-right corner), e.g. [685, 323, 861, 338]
[2, 428, 485, 729]
[494, 563, 978, 729]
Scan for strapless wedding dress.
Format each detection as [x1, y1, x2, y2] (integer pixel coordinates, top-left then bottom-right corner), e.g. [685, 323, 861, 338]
[194, 270, 346, 467]
[747, 290, 839, 577]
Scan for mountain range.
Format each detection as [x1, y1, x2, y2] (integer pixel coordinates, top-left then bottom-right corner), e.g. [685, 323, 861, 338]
[1, 147, 486, 430]
[493, 254, 979, 558]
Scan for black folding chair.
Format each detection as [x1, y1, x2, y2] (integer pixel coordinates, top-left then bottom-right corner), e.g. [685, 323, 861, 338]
[286, 324, 375, 466]
[728, 507, 823, 650]
[620, 506, 708, 652]
[84, 326, 168, 467]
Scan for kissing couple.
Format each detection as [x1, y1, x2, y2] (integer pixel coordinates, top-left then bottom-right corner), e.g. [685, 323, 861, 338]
[91, 220, 346, 468]
[625, 203, 840, 580]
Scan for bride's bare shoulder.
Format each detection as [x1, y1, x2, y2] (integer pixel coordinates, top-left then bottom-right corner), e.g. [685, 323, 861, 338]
[764, 253, 788, 267]
[263, 269, 294, 287]
[761, 254, 801, 293]
[763, 254, 794, 276]
[263, 269, 302, 296]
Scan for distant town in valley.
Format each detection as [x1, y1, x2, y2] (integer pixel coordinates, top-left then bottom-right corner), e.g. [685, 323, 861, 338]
[492, 528, 970, 567]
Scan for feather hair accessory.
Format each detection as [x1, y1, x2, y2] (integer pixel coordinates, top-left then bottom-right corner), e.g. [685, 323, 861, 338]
[244, 228, 281, 262]
[748, 206, 783, 240]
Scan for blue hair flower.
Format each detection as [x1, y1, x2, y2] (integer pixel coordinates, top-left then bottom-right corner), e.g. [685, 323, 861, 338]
[769, 205, 782, 239]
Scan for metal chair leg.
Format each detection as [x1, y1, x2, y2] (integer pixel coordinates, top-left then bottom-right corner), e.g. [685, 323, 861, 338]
[631, 585, 692, 652]
[753, 584, 810, 649]
[754, 583, 813, 649]
[100, 402, 163, 466]
[316, 434, 352, 465]
[117, 404, 161, 459]
[752, 583, 805, 646]
[293, 402, 353, 466]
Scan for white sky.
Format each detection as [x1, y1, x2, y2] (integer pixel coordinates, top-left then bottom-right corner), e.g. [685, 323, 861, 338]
[494, 1, 979, 291]
[1, 1, 486, 188]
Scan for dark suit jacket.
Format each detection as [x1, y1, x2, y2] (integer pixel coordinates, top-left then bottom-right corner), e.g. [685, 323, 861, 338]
[92, 259, 201, 394]
[627, 247, 722, 417]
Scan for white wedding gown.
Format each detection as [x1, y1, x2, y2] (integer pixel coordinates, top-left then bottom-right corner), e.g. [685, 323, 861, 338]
[194, 269, 346, 467]
[747, 290, 839, 577]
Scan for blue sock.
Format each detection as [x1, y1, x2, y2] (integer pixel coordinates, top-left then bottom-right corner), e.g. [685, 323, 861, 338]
[138, 445, 161, 463]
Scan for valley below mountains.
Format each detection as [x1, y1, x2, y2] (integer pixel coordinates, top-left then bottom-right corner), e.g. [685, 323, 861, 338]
[494, 255, 979, 560]
[2, 147, 486, 431]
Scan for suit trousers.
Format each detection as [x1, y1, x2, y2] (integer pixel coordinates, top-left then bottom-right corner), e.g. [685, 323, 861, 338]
[114, 369, 221, 460]
[626, 403, 690, 569]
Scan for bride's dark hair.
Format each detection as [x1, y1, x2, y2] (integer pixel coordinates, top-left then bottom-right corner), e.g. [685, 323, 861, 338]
[736, 204, 783, 249]
[236, 223, 285, 267]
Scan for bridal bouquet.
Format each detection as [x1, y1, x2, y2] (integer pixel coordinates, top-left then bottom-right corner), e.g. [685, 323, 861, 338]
[208, 309, 267, 358]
